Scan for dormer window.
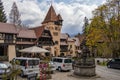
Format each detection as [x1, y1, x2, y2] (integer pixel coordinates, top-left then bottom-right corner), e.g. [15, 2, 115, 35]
[59, 20, 62, 25]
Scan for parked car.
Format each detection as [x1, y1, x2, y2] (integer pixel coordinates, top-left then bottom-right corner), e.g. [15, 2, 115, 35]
[13, 57, 40, 77]
[51, 57, 72, 71]
[49, 61, 57, 73]
[107, 59, 120, 69]
[0, 62, 12, 79]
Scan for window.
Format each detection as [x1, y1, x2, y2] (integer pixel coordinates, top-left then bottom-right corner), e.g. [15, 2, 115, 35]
[5, 34, 13, 43]
[53, 58, 57, 62]
[56, 59, 62, 63]
[42, 33, 49, 36]
[53, 32, 58, 36]
[16, 59, 26, 66]
[55, 27, 58, 30]
[55, 41, 58, 44]
[70, 45, 72, 48]
[64, 59, 72, 63]
[5, 34, 13, 40]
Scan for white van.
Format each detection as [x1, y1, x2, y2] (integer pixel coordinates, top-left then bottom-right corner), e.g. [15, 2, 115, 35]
[52, 57, 72, 71]
[13, 57, 40, 77]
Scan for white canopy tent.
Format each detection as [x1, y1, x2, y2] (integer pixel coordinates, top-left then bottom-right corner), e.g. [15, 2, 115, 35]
[19, 46, 50, 53]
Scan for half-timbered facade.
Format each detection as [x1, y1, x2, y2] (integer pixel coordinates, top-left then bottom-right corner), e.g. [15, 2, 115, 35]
[31, 26, 54, 56]
[0, 22, 17, 61]
[16, 28, 37, 57]
[0, 22, 54, 61]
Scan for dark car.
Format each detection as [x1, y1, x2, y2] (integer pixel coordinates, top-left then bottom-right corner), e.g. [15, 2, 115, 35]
[107, 59, 120, 69]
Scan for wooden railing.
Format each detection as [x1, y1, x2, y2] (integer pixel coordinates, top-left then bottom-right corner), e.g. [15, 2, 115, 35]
[0, 56, 8, 61]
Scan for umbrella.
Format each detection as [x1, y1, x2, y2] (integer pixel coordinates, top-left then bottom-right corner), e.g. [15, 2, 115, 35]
[19, 46, 50, 53]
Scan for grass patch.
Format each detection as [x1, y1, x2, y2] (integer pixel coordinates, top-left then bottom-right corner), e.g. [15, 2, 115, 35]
[99, 61, 107, 66]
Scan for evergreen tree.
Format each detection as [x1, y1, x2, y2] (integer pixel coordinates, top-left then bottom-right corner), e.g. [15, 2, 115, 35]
[82, 17, 89, 35]
[0, 0, 7, 22]
[9, 2, 21, 26]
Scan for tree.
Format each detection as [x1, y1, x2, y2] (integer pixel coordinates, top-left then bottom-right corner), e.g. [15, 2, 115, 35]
[0, 0, 7, 22]
[2, 60, 21, 80]
[82, 17, 89, 35]
[86, 0, 120, 58]
[10, 60, 21, 80]
[9, 2, 21, 26]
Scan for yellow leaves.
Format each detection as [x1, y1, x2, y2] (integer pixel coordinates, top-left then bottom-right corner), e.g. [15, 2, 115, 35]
[87, 0, 120, 58]
[86, 27, 103, 46]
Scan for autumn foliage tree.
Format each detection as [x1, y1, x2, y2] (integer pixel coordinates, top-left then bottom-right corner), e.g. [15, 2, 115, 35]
[86, 0, 120, 58]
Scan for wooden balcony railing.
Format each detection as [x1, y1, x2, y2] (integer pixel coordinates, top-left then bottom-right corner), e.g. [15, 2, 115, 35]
[0, 56, 8, 61]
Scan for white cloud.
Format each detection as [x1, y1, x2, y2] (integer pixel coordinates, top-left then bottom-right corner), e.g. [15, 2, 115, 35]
[2, 0, 105, 35]
[54, 2, 97, 33]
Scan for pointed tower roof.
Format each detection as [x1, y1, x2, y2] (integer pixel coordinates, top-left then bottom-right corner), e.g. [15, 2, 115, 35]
[42, 5, 58, 24]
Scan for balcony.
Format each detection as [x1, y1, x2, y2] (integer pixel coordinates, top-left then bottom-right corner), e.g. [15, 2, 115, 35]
[4, 39, 13, 43]
[0, 56, 8, 61]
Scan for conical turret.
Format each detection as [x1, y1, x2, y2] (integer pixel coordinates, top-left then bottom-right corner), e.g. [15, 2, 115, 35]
[42, 5, 58, 24]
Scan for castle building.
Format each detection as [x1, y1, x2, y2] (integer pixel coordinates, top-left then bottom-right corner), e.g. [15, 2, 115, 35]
[42, 5, 63, 56]
[0, 4, 81, 61]
[0, 4, 63, 61]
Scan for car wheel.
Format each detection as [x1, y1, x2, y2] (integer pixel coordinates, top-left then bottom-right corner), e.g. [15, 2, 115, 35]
[20, 71, 24, 77]
[58, 67, 62, 72]
[107, 64, 111, 68]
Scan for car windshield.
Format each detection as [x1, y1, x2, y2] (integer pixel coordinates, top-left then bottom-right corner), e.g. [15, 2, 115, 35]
[64, 59, 72, 63]
[115, 59, 120, 61]
[28, 60, 39, 66]
[0, 63, 8, 68]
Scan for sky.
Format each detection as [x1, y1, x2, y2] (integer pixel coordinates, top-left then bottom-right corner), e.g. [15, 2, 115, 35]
[2, 0, 106, 35]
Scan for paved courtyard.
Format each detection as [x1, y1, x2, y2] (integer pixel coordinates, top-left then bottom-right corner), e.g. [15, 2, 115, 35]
[18, 65, 120, 80]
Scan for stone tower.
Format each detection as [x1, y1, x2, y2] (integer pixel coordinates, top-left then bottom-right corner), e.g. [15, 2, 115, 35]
[42, 5, 63, 56]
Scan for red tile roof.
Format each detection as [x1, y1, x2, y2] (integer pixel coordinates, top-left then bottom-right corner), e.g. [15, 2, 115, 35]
[0, 22, 18, 34]
[42, 5, 58, 23]
[31, 26, 44, 38]
[18, 28, 36, 39]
